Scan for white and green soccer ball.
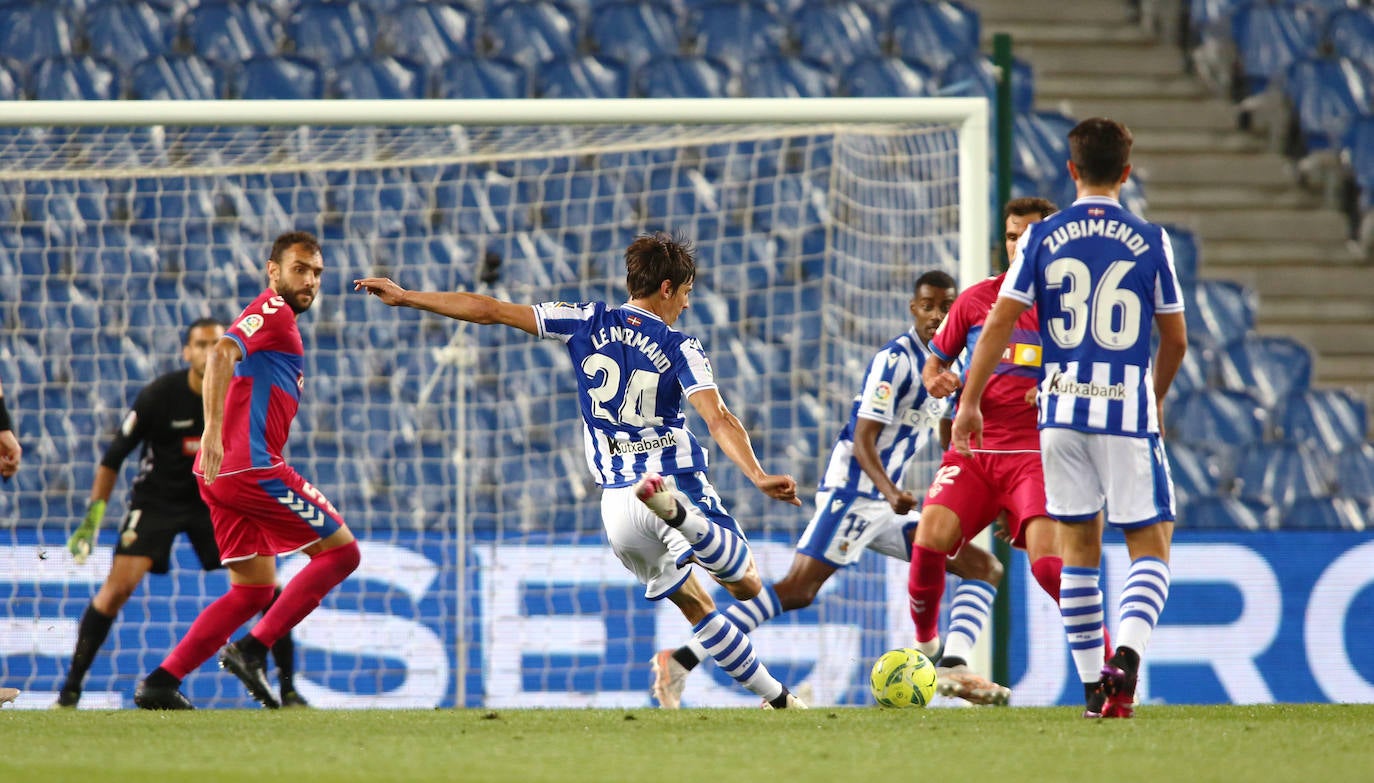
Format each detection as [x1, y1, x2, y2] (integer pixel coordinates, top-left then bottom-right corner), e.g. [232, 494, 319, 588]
[869, 648, 938, 708]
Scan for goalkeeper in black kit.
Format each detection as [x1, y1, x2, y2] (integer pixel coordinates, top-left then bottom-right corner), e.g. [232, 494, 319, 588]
[56, 319, 306, 709]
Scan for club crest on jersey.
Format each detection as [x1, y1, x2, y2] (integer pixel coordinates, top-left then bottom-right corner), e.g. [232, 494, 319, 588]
[239, 313, 265, 338]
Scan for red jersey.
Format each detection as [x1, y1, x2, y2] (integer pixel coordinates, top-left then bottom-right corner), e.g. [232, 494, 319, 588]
[202, 288, 305, 474]
[929, 274, 1042, 451]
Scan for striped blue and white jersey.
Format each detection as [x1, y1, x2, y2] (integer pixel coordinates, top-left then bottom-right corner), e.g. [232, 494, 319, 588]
[534, 300, 714, 488]
[1001, 195, 1186, 438]
[820, 329, 948, 498]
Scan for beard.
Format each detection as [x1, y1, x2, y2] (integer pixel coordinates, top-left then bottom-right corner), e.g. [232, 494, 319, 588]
[275, 283, 316, 314]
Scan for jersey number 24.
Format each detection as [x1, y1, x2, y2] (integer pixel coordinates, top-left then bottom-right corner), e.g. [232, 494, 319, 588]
[581, 354, 663, 427]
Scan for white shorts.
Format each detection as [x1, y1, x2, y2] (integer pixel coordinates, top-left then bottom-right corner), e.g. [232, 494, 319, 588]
[795, 489, 915, 568]
[600, 472, 749, 600]
[1039, 428, 1176, 527]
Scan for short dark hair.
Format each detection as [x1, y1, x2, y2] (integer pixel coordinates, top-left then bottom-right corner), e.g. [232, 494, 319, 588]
[1068, 117, 1133, 186]
[183, 317, 223, 345]
[269, 230, 322, 265]
[625, 230, 696, 299]
[1004, 197, 1058, 221]
[913, 269, 956, 297]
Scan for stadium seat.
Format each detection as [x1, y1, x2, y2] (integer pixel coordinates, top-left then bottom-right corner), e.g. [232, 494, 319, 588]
[1326, 7, 1374, 66]
[536, 54, 630, 99]
[939, 56, 1035, 113]
[1166, 388, 1267, 451]
[841, 56, 935, 97]
[634, 54, 733, 98]
[742, 55, 835, 98]
[889, 0, 980, 74]
[793, 0, 882, 70]
[288, 1, 378, 68]
[0, 2, 75, 65]
[130, 54, 223, 100]
[0, 59, 20, 100]
[1233, 441, 1334, 507]
[182, 0, 281, 66]
[28, 55, 122, 100]
[538, 171, 636, 230]
[1166, 442, 1224, 507]
[1280, 496, 1366, 530]
[1276, 388, 1368, 452]
[1217, 334, 1313, 409]
[1281, 57, 1371, 153]
[380, 1, 477, 70]
[691, 0, 787, 75]
[231, 55, 325, 99]
[1165, 335, 1217, 399]
[1187, 279, 1257, 347]
[485, 0, 580, 70]
[1179, 496, 1273, 530]
[588, 0, 680, 72]
[330, 55, 427, 99]
[435, 56, 529, 99]
[83, 0, 174, 66]
[1335, 443, 1374, 503]
[1231, 2, 1320, 96]
[1158, 223, 1199, 285]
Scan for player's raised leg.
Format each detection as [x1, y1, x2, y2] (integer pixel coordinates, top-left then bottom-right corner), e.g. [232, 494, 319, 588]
[635, 473, 753, 588]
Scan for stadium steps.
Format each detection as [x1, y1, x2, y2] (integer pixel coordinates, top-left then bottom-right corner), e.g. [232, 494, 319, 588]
[969, 0, 1374, 434]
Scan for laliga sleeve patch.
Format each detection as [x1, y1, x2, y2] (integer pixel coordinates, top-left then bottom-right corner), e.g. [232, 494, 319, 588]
[239, 313, 265, 338]
[869, 381, 894, 412]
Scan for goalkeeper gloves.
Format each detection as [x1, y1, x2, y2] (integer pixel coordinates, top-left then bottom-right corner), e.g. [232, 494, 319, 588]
[68, 499, 105, 565]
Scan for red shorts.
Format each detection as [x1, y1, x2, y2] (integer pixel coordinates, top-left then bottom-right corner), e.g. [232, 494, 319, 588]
[198, 463, 346, 563]
[923, 450, 1049, 549]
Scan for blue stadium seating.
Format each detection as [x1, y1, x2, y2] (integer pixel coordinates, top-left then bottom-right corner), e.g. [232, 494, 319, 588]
[0, 2, 75, 64]
[1166, 335, 1217, 399]
[182, 0, 281, 66]
[1326, 7, 1374, 66]
[589, 0, 679, 71]
[1167, 388, 1267, 451]
[1335, 443, 1374, 502]
[794, 0, 882, 70]
[1233, 441, 1333, 507]
[29, 55, 121, 100]
[1277, 388, 1368, 452]
[1167, 442, 1224, 506]
[435, 56, 529, 98]
[1217, 334, 1313, 409]
[1187, 279, 1257, 347]
[742, 55, 835, 97]
[938, 55, 1035, 114]
[0, 58, 19, 99]
[889, 0, 980, 74]
[538, 171, 636, 230]
[536, 54, 630, 99]
[331, 55, 427, 99]
[691, 0, 787, 75]
[382, 1, 477, 70]
[130, 54, 223, 100]
[1184, 496, 1274, 529]
[1231, 1, 1320, 95]
[83, 0, 173, 66]
[232, 54, 324, 99]
[634, 54, 733, 97]
[485, 0, 580, 70]
[1282, 57, 1371, 153]
[288, 1, 378, 68]
[841, 56, 935, 97]
[1280, 496, 1365, 530]
[1158, 223, 1199, 285]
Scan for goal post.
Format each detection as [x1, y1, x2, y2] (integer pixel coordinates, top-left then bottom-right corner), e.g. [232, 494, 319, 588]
[0, 98, 990, 709]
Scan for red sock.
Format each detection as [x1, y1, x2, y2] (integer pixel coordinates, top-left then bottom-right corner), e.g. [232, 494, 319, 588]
[907, 545, 949, 643]
[1030, 556, 1063, 602]
[250, 541, 360, 647]
[161, 583, 276, 679]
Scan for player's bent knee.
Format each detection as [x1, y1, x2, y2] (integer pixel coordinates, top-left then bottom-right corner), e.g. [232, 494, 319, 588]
[916, 505, 963, 553]
[773, 581, 818, 611]
[721, 569, 761, 602]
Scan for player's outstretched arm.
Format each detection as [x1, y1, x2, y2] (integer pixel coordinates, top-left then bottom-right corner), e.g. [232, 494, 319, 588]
[951, 297, 1028, 456]
[1151, 311, 1188, 438]
[354, 277, 538, 336]
[199, 337, 243, 485]
[67, 466, 119, 564]
[852, 418, 918, 515]
[921, 355, 961, 399]
[687, 388, 800, 506]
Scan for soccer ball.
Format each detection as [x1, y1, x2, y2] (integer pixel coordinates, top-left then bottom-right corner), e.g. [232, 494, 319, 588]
[869, 648, 938, 708]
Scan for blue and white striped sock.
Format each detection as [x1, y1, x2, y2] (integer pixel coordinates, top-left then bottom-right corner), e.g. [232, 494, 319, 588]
[1117, 557, 1170, 655]
[684, 587, 781, 665]
[938, 579, 996, 664]
[682, 522, 749, 582]
[692, 611, 784, 702]
[1061, 566, 1105, 684]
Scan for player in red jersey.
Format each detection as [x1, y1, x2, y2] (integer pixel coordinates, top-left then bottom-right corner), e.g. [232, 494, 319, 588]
[908, 198, 1072, 704]
[134, 232, 360, 710]
[0, 376, 19, 706]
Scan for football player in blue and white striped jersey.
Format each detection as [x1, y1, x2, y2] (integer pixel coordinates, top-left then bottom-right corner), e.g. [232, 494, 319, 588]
[356, 231, 808, 709]
[952, 118, 1188, 719]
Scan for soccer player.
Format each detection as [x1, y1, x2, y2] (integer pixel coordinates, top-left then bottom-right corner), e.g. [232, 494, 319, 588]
[908, 197, 1063, 705]
[649, 270, 1007, 709]
[355, 231, 808, 709]
[134, 232, 361, 710]
[57, 320, 306, 709]
[1, 377, 19, 706]
[952, 118, 1187, 719]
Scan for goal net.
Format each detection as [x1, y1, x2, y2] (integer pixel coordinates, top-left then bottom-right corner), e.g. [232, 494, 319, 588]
[0, 98, 987, 708]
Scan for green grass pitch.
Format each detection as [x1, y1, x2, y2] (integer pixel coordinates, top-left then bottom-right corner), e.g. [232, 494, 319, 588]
[3, 705, 1372, 783]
